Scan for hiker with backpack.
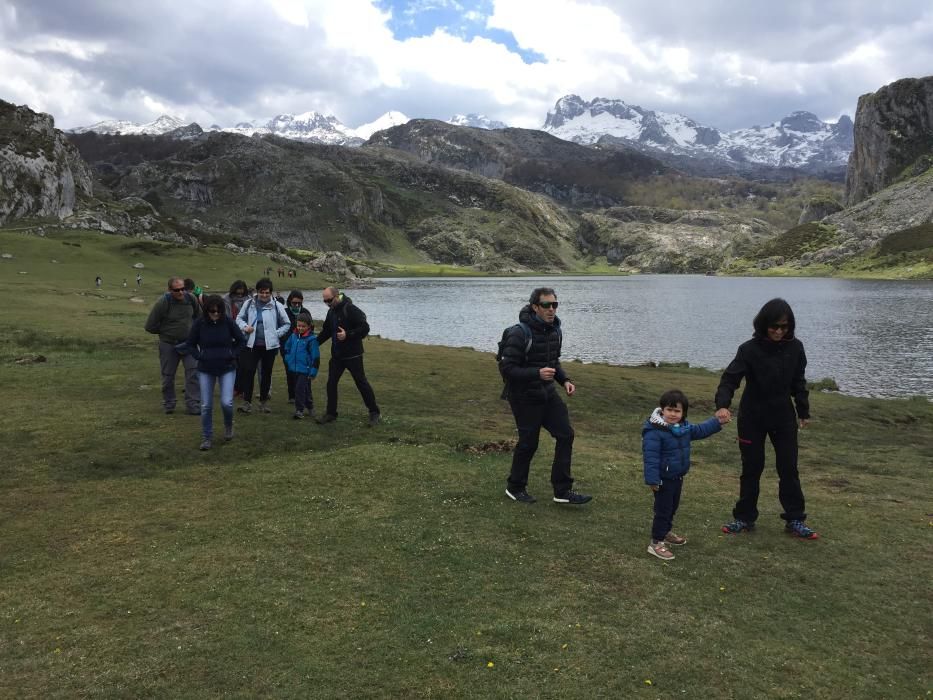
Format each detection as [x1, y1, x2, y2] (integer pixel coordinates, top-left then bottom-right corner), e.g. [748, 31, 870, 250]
[144, 276, 202, 414]
[498, 287, 592, 506]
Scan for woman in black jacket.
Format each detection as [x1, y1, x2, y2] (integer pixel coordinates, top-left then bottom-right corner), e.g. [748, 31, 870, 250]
[715, 298, 819, 540]
[185, 295, 247, 450]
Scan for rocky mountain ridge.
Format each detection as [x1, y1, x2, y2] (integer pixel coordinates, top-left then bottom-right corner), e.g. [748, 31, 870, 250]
[67, 111, 508, 146]
[544, 95, 852, 178]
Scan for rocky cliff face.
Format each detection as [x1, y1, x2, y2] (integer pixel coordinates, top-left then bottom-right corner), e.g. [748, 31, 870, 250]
[578, 207, 774, 273]
[0, 100, 93, 224]
[845, 76, 933, 205]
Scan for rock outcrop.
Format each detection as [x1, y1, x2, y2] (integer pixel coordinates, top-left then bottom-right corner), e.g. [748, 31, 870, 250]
[845, 76, 933, 205]
[577, 207, 774, 273]
[0, 100, 93, 224]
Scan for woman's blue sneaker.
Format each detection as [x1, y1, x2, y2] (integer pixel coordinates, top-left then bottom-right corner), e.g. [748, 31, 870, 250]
[722, 519, 754, 534]
[785, 520, 819, 540]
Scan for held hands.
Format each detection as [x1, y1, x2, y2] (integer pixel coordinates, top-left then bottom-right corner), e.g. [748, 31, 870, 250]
[243, 325, 254, 334]
[650, 485, 659, 492]
[336, 326, 347, 341]
[715, 408, 732, 424]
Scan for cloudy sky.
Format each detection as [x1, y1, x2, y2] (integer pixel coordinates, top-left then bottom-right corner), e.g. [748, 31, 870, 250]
[1, 0, 931, 132]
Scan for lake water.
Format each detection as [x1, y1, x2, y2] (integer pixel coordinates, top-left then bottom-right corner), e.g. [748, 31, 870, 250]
[335, 276, 933, 399]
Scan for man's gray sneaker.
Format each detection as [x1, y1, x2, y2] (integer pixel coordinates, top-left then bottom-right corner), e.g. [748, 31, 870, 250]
[259, 401, 271, 413]
[553, 490, 592, 505]
[505, 488, 536, 504]
[237, 402, 252, 415]
[224, 425, 234, 441]
[199, 438, 212, 451]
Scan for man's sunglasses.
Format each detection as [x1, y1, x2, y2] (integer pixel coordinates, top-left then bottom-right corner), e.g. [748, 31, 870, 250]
[322, 297, 335, 304]
[536, 301, 559, 309]
[169, 287, 185, 292]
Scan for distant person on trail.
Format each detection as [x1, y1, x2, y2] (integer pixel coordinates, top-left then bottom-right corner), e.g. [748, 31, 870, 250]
[144, 276, 201, 414]
[136, 273, 142, 287]
[716, 298, 819, 540]
[498, 287, 591, 505]
[122, 278, 127, 288]
[315, 286, 380, 426]
[282, 290, 312, 404]
[235, 277, 290, 414]
[182, 295, 247, 450]
[95, 275, 102, 288]
[283, 311, 320, 419]
[642, 389, 726, 561]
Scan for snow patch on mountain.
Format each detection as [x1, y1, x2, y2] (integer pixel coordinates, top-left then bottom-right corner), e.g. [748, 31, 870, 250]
[447, 114, 508, 129]
[354, 111, 410, 139]
[69, 114, 187, 136]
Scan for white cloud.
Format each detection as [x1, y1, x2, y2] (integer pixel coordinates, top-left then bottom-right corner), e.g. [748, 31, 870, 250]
[0, 0, 930, 132]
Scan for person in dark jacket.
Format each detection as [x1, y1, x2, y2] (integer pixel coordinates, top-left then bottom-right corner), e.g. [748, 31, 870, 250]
[281, 290, 313, 403]
[499, 287, 591, 505]
[643, 390, 725, 560]
[315, 287, 380, 425]
[144, 276, 201, 414]
[184, 295, 247, 450]
[715, 298, 819, 540]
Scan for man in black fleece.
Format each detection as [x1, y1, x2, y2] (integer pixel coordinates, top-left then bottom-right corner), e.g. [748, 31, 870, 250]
[315, 286, 380, 426]
[499, 287, 592, 505]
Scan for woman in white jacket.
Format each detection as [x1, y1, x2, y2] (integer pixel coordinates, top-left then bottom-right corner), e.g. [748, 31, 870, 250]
[235, 278, 291, 413]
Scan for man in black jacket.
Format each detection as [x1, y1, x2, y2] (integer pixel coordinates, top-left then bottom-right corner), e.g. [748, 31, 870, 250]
[315, 287, 381, 426]
[499, 287, 591, 505]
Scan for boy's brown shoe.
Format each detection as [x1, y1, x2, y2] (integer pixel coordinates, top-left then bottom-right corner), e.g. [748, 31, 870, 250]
[664, 532, 687, 546]
[647, 541, 675, 560]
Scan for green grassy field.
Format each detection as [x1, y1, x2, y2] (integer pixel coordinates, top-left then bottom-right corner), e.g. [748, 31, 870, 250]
[1, 228, 931, 698]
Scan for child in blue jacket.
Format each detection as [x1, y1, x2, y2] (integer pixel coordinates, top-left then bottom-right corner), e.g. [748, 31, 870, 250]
[643, 389, 728, 561]
[283, 312, 320, 419]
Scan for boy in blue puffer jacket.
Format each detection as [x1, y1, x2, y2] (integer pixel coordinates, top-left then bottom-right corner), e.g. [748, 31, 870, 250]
[283, 312, 320, 419]
[643, 390, 728, 561]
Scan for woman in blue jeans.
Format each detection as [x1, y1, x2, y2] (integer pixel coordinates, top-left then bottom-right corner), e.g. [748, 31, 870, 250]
[183, 295, 247, 450]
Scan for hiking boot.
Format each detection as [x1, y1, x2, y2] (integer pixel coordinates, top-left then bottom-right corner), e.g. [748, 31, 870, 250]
[199, 438, 212, 451]
[647, 540, 675, 560]
[224, 425, 234, 441]
[293, 411, 304, 420]
[316, 413, 337, 424]
[258, 401, 271, 413]
[238, 402, 252, 415]
[553, 490, 593, 505]
[164, 406, 175, 414]
[664, 532, 687, 546]
[505, 488, 536, 504]
[722, 519, 755, 534]
[785, 520, 819, 540]
[368, 411, 381, 427]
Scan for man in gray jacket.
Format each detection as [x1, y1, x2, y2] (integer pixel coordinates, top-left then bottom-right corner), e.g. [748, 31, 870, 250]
[145, 276, 201, 414]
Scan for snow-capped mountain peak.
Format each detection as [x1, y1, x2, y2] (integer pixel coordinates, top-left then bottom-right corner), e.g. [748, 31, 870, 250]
[354, 111, 410, 139]
[447, 113, 508, 130]
[68, 114, 187, 136]
[542, 95, 853, 175]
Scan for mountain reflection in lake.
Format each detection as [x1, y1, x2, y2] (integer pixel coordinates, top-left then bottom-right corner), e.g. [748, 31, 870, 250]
[341, 276, 933, 399]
